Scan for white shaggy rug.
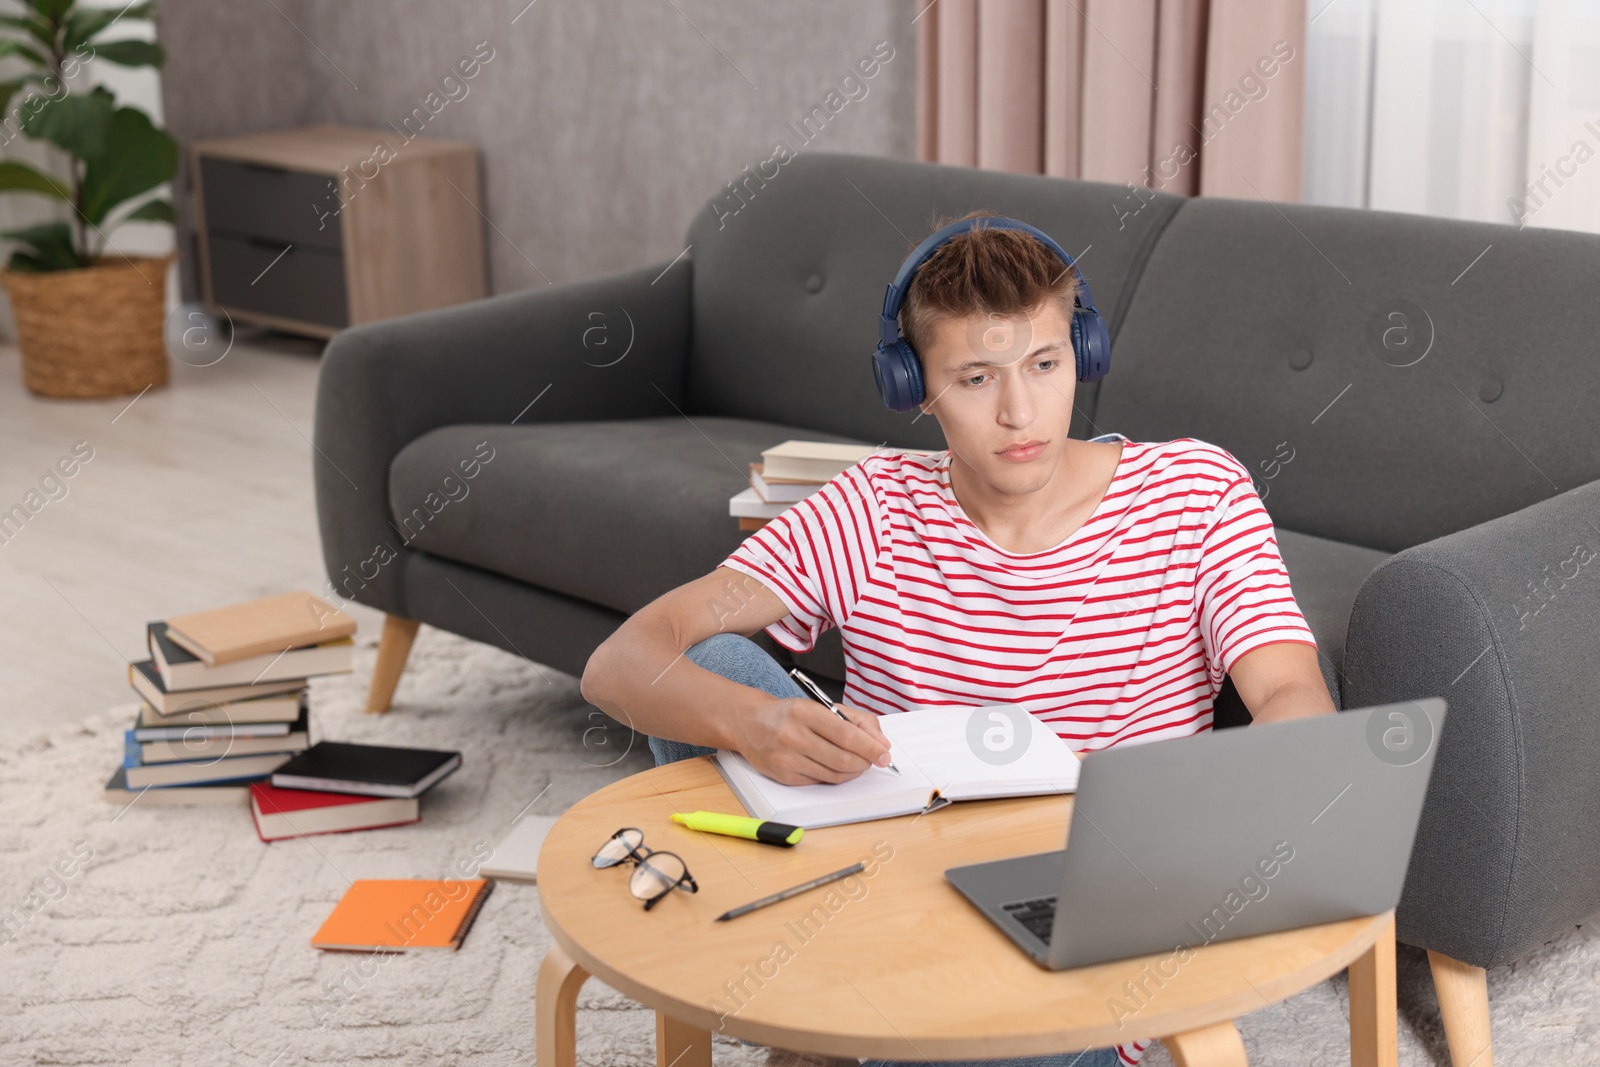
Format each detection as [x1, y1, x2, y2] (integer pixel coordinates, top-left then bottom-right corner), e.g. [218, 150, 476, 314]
[1, 625, 1596, 1066]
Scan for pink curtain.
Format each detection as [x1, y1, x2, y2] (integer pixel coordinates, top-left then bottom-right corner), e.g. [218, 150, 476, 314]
[916, 0, 1305, 201]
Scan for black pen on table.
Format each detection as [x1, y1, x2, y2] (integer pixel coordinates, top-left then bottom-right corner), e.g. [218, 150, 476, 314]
[787, 667, 900, 775]
[716, 862, 867, 922]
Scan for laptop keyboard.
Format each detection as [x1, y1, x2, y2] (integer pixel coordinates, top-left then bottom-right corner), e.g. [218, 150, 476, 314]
[1002, 896, 1058, 944]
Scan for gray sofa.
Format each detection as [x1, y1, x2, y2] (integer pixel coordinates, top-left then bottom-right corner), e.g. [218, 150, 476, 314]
[314, 150, 1600, 1064]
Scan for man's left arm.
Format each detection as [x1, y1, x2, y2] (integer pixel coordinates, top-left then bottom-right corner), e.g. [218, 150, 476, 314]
[1229, 641, 1337, 725]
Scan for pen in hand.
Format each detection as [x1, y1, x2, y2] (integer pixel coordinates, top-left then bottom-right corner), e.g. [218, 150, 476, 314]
[787, 668, 901, 775]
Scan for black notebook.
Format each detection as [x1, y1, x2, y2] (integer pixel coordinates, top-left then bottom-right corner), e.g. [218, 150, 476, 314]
[270, 741, 462, 798]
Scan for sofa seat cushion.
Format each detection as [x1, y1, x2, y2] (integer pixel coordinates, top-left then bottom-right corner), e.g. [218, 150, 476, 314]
[1274, 527, 1391, 700]
[390, 421, 1386, 704]
[387, 417, 875, 617]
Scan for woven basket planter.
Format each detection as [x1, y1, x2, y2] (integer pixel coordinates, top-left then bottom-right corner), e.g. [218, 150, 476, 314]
[2, 252, 174, 398]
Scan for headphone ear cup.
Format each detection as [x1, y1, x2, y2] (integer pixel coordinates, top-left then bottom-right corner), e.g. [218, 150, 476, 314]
[873, 340, 925, 413]
[1072, 309, 1112, 382]
[895, 340, 925, 409]
[1070, 314, 1085, 379]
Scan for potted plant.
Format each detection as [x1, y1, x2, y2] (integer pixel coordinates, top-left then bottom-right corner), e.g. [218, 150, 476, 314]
[0, 0, 176, 398]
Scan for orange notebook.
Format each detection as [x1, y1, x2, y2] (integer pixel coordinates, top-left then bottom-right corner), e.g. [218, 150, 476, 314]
[311, 879, 493, 952]
[166, 591, 357, 666]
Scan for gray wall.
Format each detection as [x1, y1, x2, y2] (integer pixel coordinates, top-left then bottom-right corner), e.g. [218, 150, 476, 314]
[157, 0, 920, 304]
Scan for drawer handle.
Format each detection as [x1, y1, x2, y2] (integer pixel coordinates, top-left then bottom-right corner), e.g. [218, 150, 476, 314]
[237, 161, 292, 176]
[245, 236, 293, 251]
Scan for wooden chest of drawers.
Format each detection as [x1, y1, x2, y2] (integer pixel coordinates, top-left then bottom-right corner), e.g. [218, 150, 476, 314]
[190, 124, 487, 339]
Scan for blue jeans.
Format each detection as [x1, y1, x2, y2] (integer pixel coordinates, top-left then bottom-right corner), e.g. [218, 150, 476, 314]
[647, 633, 1128, 1067]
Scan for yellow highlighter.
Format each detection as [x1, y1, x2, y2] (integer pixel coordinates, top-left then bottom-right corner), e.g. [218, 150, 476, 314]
[671, 810, 804, 847]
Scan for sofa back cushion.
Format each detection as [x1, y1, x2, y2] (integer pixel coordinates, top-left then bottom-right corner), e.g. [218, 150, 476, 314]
[1093, 197, 1600, 552]
[682, 151, 1184, 451]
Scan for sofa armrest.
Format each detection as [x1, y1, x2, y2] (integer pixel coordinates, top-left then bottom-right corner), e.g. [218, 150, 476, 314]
[312, 258, 691, 616]
[1342, 476, 1600, 967]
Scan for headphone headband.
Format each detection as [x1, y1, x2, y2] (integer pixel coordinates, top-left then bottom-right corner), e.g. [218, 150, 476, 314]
[870, 214, 1113, 411]
[877, 216, 1099, 350]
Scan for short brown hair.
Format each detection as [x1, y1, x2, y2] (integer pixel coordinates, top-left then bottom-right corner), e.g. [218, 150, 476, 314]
[899, 209, 1084, 366]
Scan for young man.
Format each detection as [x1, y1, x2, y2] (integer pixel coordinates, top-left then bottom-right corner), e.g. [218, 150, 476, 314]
[581, 212, 1336, 1067]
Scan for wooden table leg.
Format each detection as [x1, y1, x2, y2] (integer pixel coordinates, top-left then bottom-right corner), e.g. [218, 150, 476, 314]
[656, 1010, 713, 1067]
[1349, 912, 1398, 1067]
[1164, 1019, 1248, 1066]
[537, 943, 588, 1067]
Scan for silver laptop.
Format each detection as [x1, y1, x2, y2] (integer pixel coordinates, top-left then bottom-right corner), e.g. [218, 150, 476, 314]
[945, 698, 1446, 970]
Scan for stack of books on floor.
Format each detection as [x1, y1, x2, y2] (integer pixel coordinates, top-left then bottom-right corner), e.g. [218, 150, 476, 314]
[730, 439, 938, 530]
[104, 591, 356, 806]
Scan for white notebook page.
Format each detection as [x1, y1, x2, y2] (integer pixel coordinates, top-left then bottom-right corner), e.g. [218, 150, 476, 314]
[881, 709, 1081, 799]
[717, 750, 934, 824]
[716, 707, 1080, 825]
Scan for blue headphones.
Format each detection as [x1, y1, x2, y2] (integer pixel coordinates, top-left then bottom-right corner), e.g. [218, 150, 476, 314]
[873, 216, 1111, 413]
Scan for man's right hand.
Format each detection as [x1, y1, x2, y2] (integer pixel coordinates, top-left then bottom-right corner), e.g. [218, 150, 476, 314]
[730, 697, 894, 786]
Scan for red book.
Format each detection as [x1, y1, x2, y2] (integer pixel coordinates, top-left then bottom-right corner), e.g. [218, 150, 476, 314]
[250, 781, 420, 842]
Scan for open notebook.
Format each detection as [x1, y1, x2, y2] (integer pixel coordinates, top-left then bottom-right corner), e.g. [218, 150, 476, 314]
[713, 705, 1082, 829]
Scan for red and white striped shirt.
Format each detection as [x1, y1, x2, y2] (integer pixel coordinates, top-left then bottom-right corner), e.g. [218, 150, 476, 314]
[723, 434, 1316, 749]
[722, 434, 1315, 1066]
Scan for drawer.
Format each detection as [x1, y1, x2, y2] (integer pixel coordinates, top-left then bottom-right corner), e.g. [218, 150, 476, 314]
[207, 232, 348, 329]
[198, 156, 344, 251]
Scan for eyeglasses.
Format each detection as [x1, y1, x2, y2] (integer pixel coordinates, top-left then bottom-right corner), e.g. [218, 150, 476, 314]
[591, 827, 698, 910]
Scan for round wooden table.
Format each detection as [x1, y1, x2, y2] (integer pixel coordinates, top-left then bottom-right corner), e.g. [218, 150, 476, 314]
[536, 758, 1397, 1067]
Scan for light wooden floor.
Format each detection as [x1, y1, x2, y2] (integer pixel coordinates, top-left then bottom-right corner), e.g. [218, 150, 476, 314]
[0, 327, 384, 737]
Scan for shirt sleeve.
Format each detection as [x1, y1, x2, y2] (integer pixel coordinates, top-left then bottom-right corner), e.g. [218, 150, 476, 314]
[1194, 451, 1317, 676]
[720, 455, 888, 654]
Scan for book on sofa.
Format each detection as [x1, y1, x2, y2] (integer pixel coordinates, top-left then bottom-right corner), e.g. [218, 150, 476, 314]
[736, 445, 942, 525]
[748, 461, 825, 502]
[729, 486, 794, 521]
[713, 705, 1081, 829]
[758, 440, 937, 483]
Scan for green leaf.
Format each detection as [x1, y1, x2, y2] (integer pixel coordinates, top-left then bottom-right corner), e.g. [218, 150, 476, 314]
[0, 160, 71, 199]
[0, 75, 82, 135]
[20, 83, 114, 160]
[0, 38, 48, 67]
[65, 3, 154, 52]
[79, 105, 178, 225]
[86, 39, 163, 69]
[0, 77, 29, 119]
[0, 220, 83, 271]
[0, 13, 56, 51]
[119, 196, 173, 224]
[62, 10, 115, 52]
[7, 251, 50, 272]
[25, 0, 74, 21]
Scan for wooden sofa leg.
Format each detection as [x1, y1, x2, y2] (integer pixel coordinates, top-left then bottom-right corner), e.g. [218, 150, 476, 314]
[365, 615, 420, 714]
[1428, 950, 1494, 1067]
